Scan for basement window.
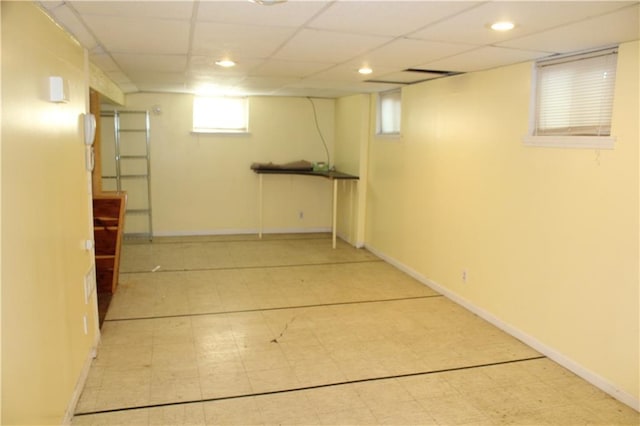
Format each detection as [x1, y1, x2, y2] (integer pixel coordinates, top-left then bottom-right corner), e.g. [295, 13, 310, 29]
[524, 47, 618, 149]
[192, 96, 249, 134]
[377, 89, 401, 136]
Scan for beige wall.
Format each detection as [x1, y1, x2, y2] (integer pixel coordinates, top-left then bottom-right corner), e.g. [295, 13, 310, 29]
[363, 41, 639, 407]
[334, 94, 371, 246]
[117, 94, 336, 236]
[1, 2, 98, 424]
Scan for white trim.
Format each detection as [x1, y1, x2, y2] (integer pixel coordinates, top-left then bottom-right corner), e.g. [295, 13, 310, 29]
[375, 131, 401, 137]
[374, 133, 402, 141]
[523, 135, 615, 149]
[152, 227, 332, 238]
[190, 131, 251, 136]
[62, 333, 100, 425]
[364, 243, 640, 412]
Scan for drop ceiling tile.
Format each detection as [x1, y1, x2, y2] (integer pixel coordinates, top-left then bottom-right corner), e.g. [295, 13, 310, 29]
[49, 4, 98, 49]
[89, 53, 121, 73]
[118, 82, 139, 94]
[45, 0, 640, 97]
[310, 63, 399, 82]
[410, 1, 635, 46]
[190, 86, 248, 96]
[189, 56, 265, 76]
[273, 29, 392, 63]
[71, 1, 194, 20]
[351, 38, 477, 71]
[192, 22, 297, 57]
[125, 71, 188, 91]
[235, 76, 300, 92]
[135, 82, 189, 93]
[105, 70, 134, 85]
[348, 81, 404, 93]
[82, 15, 190, 55]
[419, 46, 549, 73]
[197, 1, 329, 27]
[308, 1, 480, 37]
[373, 70, 445, 84]
[271, 87, 352, 98]
[283, 78, 399, 95]
[38, 1, 65, 11]
[35, 0, 64, 13]
[497, 4, 640, 54]
[189, 75, 301, 96]
[250, 59, 334, 78]
[113, 53, 187, 73]
[189, 75, 249, 96]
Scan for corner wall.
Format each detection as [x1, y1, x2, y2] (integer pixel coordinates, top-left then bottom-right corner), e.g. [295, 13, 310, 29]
[1, 2, 98, 424]
[364, 41, 639, 407]
[334, 94, 370, 246]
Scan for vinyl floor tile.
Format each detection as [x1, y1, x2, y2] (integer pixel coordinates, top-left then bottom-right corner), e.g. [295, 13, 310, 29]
[73, 235, 639, 426]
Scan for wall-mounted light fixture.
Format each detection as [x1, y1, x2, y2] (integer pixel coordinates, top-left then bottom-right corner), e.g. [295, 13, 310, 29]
[49, 76, 69, 103]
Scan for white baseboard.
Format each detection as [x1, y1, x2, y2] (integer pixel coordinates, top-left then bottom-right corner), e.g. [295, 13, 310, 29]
[152, 227, 332, 238]
[63, 333, 100, 425]
[364, 243, 640, 412]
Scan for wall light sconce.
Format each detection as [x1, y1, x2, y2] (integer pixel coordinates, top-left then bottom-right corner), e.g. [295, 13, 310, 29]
[49, 76, 69, 103]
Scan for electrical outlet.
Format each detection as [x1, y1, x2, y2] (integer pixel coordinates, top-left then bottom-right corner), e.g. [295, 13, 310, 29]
[462, 269, 468, 284]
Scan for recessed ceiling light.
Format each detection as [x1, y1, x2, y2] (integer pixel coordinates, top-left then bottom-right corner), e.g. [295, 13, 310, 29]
[490, 21, 515, 31]
[358, 67, 373, 75]
[249, 0, 287, 5]
[215, 59, 236, 68]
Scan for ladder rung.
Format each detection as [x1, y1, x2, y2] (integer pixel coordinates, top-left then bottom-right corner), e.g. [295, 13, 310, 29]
[126, 209, 150, 215]
[99, 110, 152, 238]
[120, 174, 148, 179]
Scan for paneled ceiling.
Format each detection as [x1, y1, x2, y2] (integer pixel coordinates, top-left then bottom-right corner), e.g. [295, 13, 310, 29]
[39, 0, 639, 98]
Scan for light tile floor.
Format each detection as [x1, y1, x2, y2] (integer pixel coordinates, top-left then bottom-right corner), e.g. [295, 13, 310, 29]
[73, 234, 639, 425]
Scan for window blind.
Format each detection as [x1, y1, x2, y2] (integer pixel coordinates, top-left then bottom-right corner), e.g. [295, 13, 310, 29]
[534, 48, 617, 137]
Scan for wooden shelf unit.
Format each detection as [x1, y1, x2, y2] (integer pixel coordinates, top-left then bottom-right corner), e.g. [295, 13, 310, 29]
[93, 192, 126, 294]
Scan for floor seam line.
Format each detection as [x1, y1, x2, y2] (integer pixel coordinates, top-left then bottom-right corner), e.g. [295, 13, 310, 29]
[124, 236, 333, 245]
[73, 355, 547, 417]
[120, 259, 383, 275]
[104, 294, 444, 322]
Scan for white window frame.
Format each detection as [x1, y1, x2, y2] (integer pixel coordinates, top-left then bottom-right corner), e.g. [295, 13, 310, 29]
[376, 89, 401, 137]
[523, 47, 618, 149]
[192, 96, 249, 134]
